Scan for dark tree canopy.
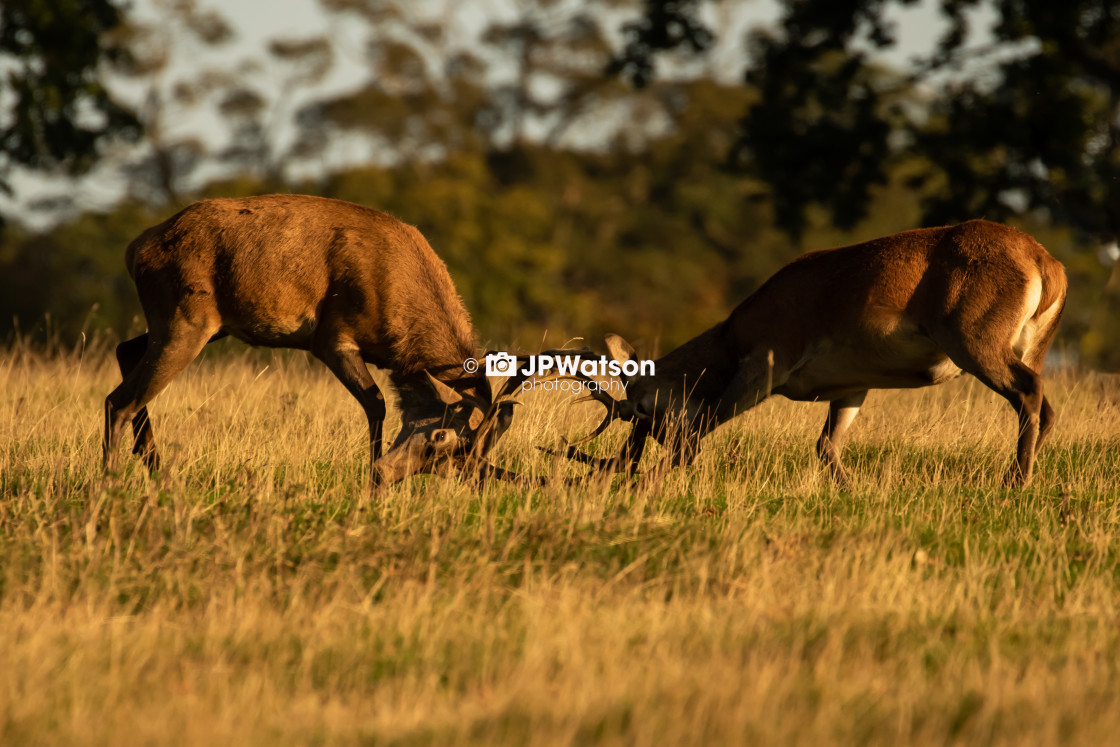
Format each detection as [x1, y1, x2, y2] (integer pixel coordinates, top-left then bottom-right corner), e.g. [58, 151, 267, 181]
[912, 1, 1120, 241]
[0, 0, 138, 196]
[615, 0, 1120, 243]
[608, 0, 717, 87]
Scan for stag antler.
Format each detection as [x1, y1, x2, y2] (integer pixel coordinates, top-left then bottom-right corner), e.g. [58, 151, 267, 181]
[565, 385, 624, 446]
[520, 365, 648, 479]
[553, 368, 645, 446]
[472, 345, 649, 481]
[468, 346, 594, 462]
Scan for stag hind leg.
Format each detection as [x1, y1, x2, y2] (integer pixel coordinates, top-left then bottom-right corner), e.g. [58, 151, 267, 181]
[111, 331, 230, 471]
[103, 312, 221, 473]
[816, 391, 868, 488]
[113, 334, 159, 470]
[934, 338, 1046, 488]
[936, 286, 1065, 487]
[1021, 297, 1065, 456]
[994, 361, 1045, 487]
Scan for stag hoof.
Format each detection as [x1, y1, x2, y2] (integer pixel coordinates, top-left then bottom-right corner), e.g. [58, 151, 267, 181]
[1002, 466, 1031, 489]
[827, 468, 852, 491]
[136, 448, 161, 474]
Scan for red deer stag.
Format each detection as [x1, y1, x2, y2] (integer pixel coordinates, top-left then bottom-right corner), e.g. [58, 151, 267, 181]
[103, 194, 549, 487]
[558, 220, 1067, 487]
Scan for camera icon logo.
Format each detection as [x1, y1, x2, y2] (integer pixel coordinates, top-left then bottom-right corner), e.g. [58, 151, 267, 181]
[485, 352, 518, 376]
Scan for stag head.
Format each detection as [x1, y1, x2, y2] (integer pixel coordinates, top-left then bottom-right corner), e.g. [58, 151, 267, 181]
[371, 372, 520, 485]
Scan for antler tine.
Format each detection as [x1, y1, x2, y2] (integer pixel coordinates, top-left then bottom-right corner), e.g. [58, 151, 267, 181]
[473, 345, 597, 456]
[559, 375, 628, 447]
[538, 445, 620, 471]
[472, 345, 620, 460]
[487, 345, 594, 402]
[572, 384, 617, 409]
[565, 411, 615, 447]
[544, 345, 594, 357]
[473, 458, 551, 487]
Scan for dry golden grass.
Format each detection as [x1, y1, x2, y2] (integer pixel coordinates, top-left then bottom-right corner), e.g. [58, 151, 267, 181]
[2, 339, 1119, 745]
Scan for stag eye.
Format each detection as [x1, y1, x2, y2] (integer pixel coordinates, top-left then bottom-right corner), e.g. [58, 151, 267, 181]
[429, 428, 455, 447]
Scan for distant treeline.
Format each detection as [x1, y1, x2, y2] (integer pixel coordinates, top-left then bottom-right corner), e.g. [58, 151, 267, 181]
[3, 1, 1120, 370]
[2, 81, 1117, 368]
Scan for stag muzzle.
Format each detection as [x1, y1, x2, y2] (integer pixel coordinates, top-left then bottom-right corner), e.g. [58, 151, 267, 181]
[371, 427, 461, 485]
[371, 400, 521, 486]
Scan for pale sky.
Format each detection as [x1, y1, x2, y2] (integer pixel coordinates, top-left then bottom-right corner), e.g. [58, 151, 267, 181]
[1, 0, 996, 230]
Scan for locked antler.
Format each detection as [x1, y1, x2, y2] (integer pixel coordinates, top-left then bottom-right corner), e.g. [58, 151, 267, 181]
[467, 346, 593, 462]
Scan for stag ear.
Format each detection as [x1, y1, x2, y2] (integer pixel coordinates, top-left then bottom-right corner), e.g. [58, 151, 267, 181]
[604, 333, 637, 364]
[425, 371, 463, 405]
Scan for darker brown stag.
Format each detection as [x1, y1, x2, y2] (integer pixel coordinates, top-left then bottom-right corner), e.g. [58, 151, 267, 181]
[103, 194, 537, 486]
[559, 220, 1068, 488]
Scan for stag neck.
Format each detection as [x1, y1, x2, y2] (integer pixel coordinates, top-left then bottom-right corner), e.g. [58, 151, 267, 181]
[651, 321, 740, 400]
[391, 365, 489, 410]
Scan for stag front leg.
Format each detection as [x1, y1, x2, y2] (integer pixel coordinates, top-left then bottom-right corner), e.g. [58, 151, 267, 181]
[636, 413, 709, 491]
[815, 392, 867, 488]
[609, 420, 652, 477]
[310, 339, 387, 479]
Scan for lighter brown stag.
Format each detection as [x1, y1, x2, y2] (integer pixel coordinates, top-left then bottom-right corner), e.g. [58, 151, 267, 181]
[560, 220, 1067, 487]
[103, 194, 539, 487]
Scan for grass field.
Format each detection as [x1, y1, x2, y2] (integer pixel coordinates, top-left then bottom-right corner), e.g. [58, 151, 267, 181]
[2, 339, 1119, 745]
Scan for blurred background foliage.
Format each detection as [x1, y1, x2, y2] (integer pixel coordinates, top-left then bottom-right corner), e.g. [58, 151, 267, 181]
[1, 0, 1118, 366]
